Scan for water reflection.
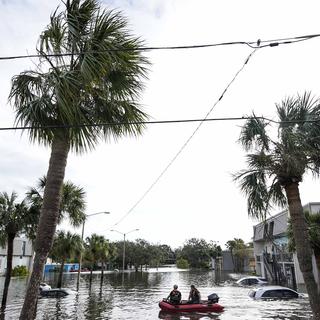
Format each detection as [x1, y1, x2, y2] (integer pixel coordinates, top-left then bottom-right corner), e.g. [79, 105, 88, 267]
[0, 268, 313, 319]
[158, 311, 220, 320]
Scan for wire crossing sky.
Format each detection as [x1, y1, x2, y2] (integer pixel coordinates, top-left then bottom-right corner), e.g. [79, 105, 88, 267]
[2, 0, 320, 247]
[0, 32, 319, 61]
[112, 48, 259, 227]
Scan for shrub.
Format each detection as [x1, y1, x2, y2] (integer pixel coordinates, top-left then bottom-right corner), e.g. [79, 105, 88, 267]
[176, 258, 189, 269]
[12, 265, 28, 277]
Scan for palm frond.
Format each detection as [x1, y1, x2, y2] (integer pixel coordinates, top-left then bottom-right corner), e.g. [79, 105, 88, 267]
[239, 115, 270, 151]
[39, 11, 66, 54]
[267, 178, 287, 208]
[246, 152, 273, 171]
[60, 181, 86, 227]
[10, 0, 150, 154]
[234, 169, 269, 219]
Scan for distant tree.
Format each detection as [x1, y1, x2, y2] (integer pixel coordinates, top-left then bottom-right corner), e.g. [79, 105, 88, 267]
[50, 231, 82, 288]
[226, 238, 247, 272]
[177, 238, 220, 269]
[84, 234, 110, 283]
[0, 192, 36, 310]
[130, 239, 151, 271]
[234, 92, 320, 318]
[111, 239, 174, 271]
[157, 244, 176, 264]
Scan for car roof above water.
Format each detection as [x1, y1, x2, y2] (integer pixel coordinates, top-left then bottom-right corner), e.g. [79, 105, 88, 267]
[248, 285, 299, 299]
[236, 276, 268, 283]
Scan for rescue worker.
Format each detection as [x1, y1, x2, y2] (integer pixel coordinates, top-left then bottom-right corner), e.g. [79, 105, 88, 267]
[167, 284, 182, 304]
[188, 284, 201, 304]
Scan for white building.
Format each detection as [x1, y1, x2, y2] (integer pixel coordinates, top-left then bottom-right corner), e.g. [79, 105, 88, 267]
[0, 237, 33, 275]
[253, 202, 320, 291]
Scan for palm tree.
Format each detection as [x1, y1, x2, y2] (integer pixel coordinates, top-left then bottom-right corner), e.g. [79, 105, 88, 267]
[49, 231, 82, 288]
[10, 1, 148, 317]
[235, 92, 320, 319]
[288, 211, 320, 287]
[84, 234, 109, 285]
[0, 192, 36, 311]
[0, 178, 85, 312]
[26, 176, 87, 237]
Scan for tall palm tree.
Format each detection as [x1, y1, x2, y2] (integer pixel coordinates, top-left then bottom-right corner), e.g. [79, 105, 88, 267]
[235, 92, 320, 319]
[0, 192, 36, 311]
[10, 1, 148, 317]
[49, 231, 82, 288]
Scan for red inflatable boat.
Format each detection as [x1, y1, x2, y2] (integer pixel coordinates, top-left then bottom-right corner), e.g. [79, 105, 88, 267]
[159, 300, 224, 313]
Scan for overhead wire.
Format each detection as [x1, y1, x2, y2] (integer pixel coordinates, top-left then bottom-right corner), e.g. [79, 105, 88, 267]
[2, 116, 320, 131]
[111, 48, 259, 227]
[110, 33, 320, 227]
[0, 33, 319, 61]
[1, 32, 319, 228]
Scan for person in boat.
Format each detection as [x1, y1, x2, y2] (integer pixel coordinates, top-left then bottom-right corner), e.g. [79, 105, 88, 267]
[167, 284, 181, 304]
[188, 284, 201, 304]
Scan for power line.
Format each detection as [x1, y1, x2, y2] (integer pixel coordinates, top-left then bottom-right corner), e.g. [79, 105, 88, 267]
[0, 33, 319, 61]
[0, 115, 319, 131]
[111, 48, 259, 227]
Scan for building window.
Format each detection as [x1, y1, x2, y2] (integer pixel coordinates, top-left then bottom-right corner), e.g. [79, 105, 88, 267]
[269, 221, 274, 237]
[22, 241, 26, 256]
[263, 223, 269, 239]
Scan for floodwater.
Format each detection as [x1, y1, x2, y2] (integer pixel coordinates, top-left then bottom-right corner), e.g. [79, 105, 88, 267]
[0, 267, 313, 319]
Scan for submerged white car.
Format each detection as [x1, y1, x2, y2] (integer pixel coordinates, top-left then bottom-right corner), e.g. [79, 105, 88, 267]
[39, 283, 51, 291]
[236, 276, 268, 286]
[248, 286, 300, 299]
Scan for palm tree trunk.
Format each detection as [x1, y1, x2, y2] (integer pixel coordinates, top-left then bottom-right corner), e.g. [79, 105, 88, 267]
[1, 233, 15, 311]
[19, 137, 70, 320]
[285, 182, 320, 319]
[57, 260, 65, 288]
[100, 262, 104, 286]
[89, 267, 93, 287]
[315, 254, 320, 291]
[230, 250, 235, 272]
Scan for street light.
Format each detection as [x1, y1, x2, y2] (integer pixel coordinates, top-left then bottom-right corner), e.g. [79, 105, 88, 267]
[76, 211, 110, 291]
[110, 229, 139, 273]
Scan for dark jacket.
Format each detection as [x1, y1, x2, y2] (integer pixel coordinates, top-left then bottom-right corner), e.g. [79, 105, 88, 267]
[168, 289, 181, 304]
[188, 288, 201, 303]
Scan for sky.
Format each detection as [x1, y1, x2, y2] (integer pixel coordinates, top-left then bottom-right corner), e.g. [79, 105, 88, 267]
[1, 0, 320, 249]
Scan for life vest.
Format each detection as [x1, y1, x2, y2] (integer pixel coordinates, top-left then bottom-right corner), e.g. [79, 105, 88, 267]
[170, 290, 181, 302]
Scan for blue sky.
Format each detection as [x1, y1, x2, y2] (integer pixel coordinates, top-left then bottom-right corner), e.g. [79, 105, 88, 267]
[1, 0, 320, 248]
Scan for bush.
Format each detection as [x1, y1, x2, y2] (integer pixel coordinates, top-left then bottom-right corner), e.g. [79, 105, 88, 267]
[176, 258, 189, 269]
[12, 265, 28, 277]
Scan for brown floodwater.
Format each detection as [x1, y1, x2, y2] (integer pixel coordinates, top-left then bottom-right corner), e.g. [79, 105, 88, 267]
[0, 267, 313, 319]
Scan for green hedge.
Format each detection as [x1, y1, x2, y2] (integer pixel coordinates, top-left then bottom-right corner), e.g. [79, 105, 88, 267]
[12, 265, 28, 277]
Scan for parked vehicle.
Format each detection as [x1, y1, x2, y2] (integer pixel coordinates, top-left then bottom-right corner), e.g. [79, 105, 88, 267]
[40, 288, 74, 298]
[39, 283, 51, 291]
[236, 276, 268, 286]
[248, 286, 300, 300]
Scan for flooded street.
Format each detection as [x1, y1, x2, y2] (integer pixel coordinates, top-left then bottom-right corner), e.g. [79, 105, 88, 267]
[0, 268, 312, 319]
